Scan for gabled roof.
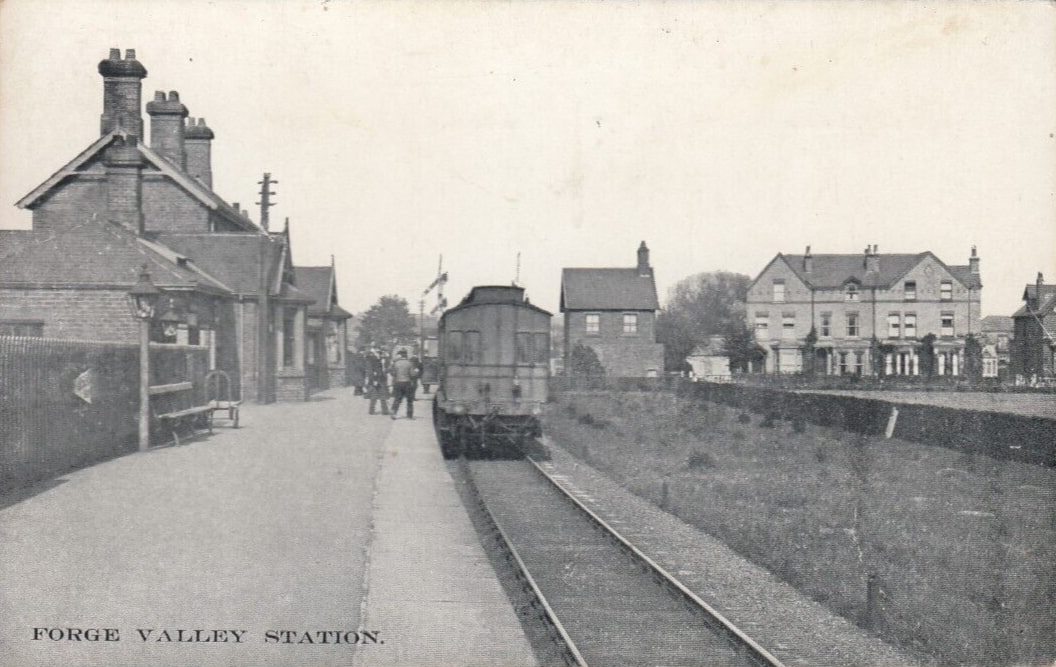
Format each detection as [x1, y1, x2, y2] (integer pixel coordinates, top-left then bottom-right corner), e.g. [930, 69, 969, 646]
[0, 218, 230, 295]
[155, 232, 284, 296]
[1012, 284, 1056, 318]
[294, 266, 337, 317]
[16, 131, 257, 232]
[980, 315, 1014, 333]
[560, 268, 659, 311]
[760, 251, 980, 290]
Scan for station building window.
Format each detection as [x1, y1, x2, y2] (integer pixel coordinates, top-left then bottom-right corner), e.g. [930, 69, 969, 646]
[282, 309, 296, 368]
[940, 281, 953, 301]
[904, 313, 916, 338]
[940, 313, 954, 337]
[845, 284, 860, 302]
[820, 312, 831, 338]
[754, 313, 769, 340]
[781, 313, 795, 340]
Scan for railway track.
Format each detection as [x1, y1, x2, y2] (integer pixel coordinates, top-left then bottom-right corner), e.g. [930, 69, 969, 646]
[461, 455, 786, 667]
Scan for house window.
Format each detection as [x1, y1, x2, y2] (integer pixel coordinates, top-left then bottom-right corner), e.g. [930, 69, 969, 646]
[585, 313, 600, 334]
[464, 331, 481, 363]
[940, 313, 954, 337]
[772, 279, 786, 303]
[838, 351, 849, 375]
[622, 313, 638, 334]
[781, 313, 795, 340]
[854, 351, 865, 375]
[846, 313, 860, 338]
[904, 313, 916, 338]
[754, 313, 769, 340]
[888, 313, 901, 338]
[820, 312, 831, 338]
[447, 331, 463, 361]
[845, 284, 860, 302]
[282, 309, 296, 368]
[0, 320, 44, 337]
[940, 281, 953, 301]
[904, 281, 916, 301]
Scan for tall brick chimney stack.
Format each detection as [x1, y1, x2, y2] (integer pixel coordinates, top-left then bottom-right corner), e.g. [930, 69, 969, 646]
[104, 136, 145, 235]
[184, 117, 215, 188]
[637, 241, 652, 277]
[803, 245, 813, 273]
[98, 48, 147, 138]
[865, 244, 880, 274]
[146, 91, 188, 169]
[969, 245, 980, 275]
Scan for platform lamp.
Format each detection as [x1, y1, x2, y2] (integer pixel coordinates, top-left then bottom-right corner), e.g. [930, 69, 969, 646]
[128, 265, 160, 452]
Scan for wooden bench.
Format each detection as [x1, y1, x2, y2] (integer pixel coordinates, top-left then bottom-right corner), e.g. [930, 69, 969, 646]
[150, 381, 213, 446]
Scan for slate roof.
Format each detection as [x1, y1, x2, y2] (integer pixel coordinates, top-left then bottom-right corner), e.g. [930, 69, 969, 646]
[560, 268, 660, 311]
[774, 252, 980, 290]
[156, 232, 284, 296]
[0, 219, 229, 295]
[1012, 284, 1056, 318]
[293, 267, 335, 317]
[980, 315, 1014, 333]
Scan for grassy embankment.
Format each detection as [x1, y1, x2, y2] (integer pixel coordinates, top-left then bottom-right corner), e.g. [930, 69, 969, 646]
[544, 390, 1056, 666]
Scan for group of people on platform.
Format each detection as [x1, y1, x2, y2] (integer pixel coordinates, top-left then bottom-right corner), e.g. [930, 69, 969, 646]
[361, 348, 422, 419]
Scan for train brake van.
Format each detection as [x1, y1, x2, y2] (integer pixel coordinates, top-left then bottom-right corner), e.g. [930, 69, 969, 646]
[433, 285, 551, 459]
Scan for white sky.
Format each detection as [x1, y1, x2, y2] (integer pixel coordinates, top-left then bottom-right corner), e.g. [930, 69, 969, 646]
[1, 0, 1053, 317]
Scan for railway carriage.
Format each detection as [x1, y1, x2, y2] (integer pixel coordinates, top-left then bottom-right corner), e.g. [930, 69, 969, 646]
[433, 285, 551, 459]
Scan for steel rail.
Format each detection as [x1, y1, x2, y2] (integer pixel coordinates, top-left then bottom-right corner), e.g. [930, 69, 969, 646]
[458, 458, 589, 667]
[526, 454, 788, 667]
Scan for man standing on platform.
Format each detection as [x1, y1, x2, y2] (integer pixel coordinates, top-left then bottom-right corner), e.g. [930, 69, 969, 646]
[389, 349, 417, 420]
[366, 348, 389, 416]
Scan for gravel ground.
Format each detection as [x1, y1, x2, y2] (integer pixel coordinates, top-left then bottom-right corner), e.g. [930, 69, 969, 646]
[796, 390, 1056, 419]
[537, 438, 932, 667]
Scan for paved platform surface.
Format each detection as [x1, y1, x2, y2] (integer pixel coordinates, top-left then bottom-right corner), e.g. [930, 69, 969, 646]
[0, 388, 534, 667]
[353, 411, 536, 667]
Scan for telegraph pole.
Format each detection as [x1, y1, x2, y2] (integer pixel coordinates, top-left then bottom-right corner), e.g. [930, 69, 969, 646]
[256, 172, 278, 232]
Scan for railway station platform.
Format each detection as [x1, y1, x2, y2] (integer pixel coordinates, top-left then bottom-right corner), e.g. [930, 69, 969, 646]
[353, 407, 537, 667]
[0, 387, 536, 667]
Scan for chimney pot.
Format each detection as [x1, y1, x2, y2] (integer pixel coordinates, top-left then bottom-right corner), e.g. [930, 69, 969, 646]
[125, 49, 136, 60]
[154, 90, 165, 101]
[169, 90, 179, 101]
[109, 48, 121, 60]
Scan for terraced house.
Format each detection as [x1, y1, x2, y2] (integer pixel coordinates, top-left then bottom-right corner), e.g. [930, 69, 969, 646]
[0, 48, 349, 402]
[746, 245, 982, 376]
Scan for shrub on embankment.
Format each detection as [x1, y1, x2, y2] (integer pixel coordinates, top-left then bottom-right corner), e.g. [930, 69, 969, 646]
[544, 390, 1056, 666]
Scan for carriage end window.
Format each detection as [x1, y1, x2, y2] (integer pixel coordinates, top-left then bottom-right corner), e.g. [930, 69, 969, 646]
[464, 331, 481, 363]
[533, 332, 549, 364]
[447, 330, 463, 361]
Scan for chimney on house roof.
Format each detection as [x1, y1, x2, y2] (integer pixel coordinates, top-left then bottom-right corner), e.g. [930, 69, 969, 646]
[98, 48, 147, 139]
[865, 244, 880, 274]
[185, 117, 215, 188]
[637, 241, 651, 277]
[803, 245, 813, 273]
[969, 245, 980, 275]
[146, 90, 188, 170]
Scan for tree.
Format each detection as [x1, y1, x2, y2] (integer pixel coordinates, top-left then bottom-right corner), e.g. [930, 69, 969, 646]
[964, 334, 983, 381]
[723, 320, 763, 374]
[656, 271, 752, 371]
[918, 333, 937, 378]
[569, 343, 605, 377]
[355, 295, 416, 349]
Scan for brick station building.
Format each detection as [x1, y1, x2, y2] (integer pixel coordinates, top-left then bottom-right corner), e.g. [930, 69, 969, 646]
[0, 48, 350, 402]
[560, 242, 665, 377]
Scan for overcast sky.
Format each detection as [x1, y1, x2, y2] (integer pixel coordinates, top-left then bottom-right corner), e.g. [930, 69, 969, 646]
[1, 0, 1053, 318]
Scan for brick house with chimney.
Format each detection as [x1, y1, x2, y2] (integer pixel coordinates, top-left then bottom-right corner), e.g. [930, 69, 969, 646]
[1010, 273, 1056, 381]
[746, 245, 983, 376]
[0, 48, 338, 402]
[560, 242, 665, 377]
